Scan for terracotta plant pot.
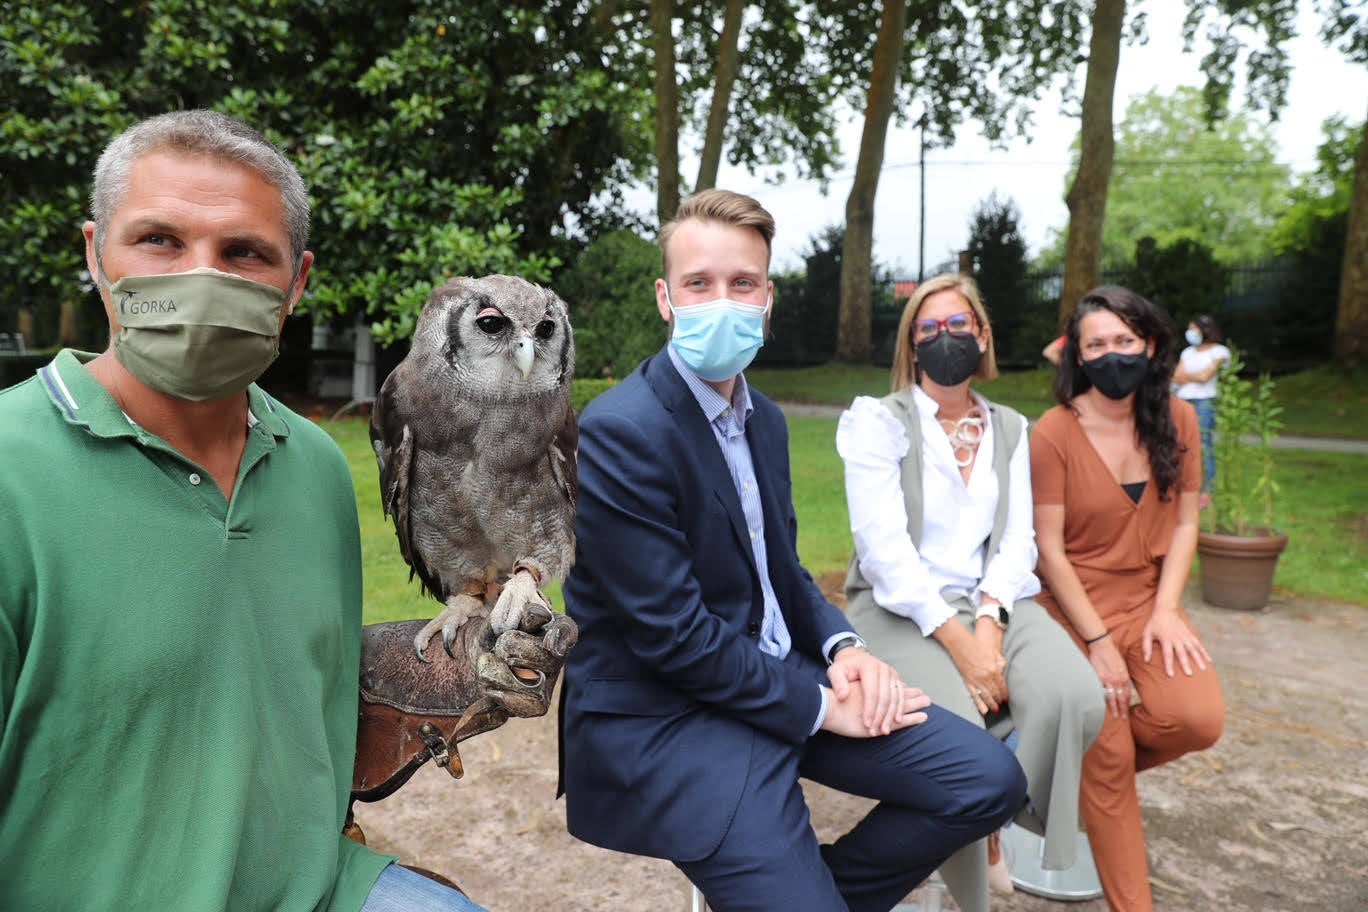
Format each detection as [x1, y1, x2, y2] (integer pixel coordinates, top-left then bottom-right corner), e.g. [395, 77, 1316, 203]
[1196, 530, 1289, 611]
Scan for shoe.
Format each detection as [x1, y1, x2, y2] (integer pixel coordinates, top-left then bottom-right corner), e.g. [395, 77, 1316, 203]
[987, 830, 1015, 895]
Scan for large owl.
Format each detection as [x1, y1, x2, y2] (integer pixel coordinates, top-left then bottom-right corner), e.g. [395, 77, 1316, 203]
[370, 275, 578, 663]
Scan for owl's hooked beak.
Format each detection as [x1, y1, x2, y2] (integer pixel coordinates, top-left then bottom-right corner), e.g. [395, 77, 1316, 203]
[512, 331, 535, 379]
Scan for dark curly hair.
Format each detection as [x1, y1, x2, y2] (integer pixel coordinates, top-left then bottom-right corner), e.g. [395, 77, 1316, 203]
[1053, 286, 1185, 500]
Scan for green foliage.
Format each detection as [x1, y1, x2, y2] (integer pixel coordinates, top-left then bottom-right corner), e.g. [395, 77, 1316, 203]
[1125, 236, 1229, 331]
[1209, 346, 1283, 537]
[1, 0, 654, 347]
[1260, 117, 1363, 364]
[570, 378, 618, 413]
[1046, 87, 1292, 267]
[553, 230, 664, 380]
[1270, 116, 1361, 254]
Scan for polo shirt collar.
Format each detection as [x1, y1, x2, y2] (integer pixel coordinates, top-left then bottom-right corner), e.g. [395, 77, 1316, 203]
[38, 349, 290, 440]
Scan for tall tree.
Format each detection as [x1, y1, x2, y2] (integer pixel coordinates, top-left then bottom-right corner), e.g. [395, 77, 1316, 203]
[694, 0, 745, 191]
[834, 0, 1093, 361]
[835, 0, 907, 362]
[1059, 0, 1126, 328]
[651, 0, 682, 222]
[637, 1, 846, 223]
[1337, 115, 1368, 363]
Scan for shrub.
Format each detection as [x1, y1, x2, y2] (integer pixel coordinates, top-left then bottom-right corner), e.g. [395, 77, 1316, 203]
[1209, 345, 1283, 536]
[554, 230, 666, 380]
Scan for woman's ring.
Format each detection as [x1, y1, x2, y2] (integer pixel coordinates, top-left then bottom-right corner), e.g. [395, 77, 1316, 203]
[1104, 686, 1115, 695]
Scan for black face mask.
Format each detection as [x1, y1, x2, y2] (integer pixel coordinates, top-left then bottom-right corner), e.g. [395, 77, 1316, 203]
[1081, 351, 1149, 399]
[916, 332, 983, 387]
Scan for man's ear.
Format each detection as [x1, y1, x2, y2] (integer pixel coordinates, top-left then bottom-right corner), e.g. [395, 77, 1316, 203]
[284, 251, 314, 316]
[654, 278, 672, 324]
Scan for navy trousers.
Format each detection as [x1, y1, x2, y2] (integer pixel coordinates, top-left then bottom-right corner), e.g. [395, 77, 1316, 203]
[676, 656, 1027, 912]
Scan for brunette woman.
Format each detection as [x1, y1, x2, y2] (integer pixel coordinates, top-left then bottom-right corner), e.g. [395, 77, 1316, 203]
[1031, 286, 1225, 912]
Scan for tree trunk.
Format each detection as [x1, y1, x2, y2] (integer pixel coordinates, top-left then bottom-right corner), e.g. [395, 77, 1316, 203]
[58, 299, 82, 348]
[652, 0, 680, 224]
[835, 0, 907, 363]
[17, 307, 35, 349]
[1334, 114, 1368, 365]
[1059, 0, 1125, 329]
[694, 0, 745, 192]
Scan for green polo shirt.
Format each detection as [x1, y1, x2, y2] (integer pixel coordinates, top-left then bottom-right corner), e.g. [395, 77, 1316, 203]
[0, 350, 392, 911]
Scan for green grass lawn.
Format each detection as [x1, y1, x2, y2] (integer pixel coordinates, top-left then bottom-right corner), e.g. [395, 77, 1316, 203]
[747, 362, 1368, 440]
[323, 411, 1366, 616]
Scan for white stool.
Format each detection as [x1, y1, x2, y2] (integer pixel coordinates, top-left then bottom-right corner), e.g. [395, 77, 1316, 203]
[685, 884, 708, 912]
[1001, 825, 1104, 901]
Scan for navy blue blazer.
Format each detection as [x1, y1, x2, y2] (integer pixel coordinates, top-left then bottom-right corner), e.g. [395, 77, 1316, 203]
[559, 348, 856, 862]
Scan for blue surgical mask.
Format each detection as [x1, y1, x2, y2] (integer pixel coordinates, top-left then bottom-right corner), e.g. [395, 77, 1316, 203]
[1185, 328, 1203, 346]
[666, 290, 769, 382]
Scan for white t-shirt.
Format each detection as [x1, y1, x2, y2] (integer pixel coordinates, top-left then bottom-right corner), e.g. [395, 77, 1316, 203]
[1176, 344, 1231, 400]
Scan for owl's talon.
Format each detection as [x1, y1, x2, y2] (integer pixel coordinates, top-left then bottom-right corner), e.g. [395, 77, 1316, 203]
[413, 594, 487, 662]
[490, 567, 550, 635]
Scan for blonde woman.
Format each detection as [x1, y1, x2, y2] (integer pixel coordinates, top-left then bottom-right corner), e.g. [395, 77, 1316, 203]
[840, 274, 1104, 912]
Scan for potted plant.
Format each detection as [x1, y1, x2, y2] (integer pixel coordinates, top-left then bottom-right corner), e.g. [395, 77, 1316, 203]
[1195, 346, 1288, 610]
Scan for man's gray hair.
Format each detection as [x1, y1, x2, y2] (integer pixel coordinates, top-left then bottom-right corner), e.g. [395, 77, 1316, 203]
[90, 110, 310, 269]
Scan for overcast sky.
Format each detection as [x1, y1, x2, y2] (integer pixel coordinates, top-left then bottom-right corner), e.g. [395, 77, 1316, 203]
[629, 1, 1368, 279]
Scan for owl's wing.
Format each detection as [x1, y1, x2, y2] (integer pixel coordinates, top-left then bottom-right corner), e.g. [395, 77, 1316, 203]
[371, 373, 447, 601]
[549, 394, 578, 507]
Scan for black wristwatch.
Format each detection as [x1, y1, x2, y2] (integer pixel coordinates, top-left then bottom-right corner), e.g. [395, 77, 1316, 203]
[976, 604, 1010, 629]
[827, 633, 867, 664]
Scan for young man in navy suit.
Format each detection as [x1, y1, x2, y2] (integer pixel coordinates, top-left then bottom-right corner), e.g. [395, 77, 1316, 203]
[559, 189, 1026, 912]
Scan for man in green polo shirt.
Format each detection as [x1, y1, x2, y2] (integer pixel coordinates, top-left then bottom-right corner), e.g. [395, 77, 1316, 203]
[0, 111, 486, 911]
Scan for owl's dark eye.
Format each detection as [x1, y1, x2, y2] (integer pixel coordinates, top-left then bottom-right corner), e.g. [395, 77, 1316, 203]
[475, 314, 508, 335]
[534, 319, 556, 341]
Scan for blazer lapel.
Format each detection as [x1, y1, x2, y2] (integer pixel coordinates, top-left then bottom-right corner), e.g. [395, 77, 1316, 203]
[644, 349, 758, 569]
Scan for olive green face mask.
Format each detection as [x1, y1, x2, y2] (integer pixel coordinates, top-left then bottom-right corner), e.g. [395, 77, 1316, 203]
[104, 266, 293, 402]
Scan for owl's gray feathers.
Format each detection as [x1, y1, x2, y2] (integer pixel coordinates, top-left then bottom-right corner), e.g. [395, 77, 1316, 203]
[371, 275, 577, 608]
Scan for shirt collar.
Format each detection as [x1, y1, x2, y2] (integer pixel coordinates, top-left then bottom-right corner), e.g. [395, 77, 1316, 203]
[667, 343, 753, 429]
[38, 349, 290, 440]
[911, 383, 987, 418]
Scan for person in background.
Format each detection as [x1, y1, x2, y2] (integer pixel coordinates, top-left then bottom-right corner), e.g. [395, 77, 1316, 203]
[0, 110, 485, 912]
[559, 190, 1027, 912]
[839, 273, 1104, 912]
[1041, 334, 1066, 366]
[1172, 314, 1230, 509]
[1030, 286, 1224, 912]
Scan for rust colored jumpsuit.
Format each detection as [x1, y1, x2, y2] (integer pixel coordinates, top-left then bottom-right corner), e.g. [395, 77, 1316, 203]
[1030, 399, 1225, 912]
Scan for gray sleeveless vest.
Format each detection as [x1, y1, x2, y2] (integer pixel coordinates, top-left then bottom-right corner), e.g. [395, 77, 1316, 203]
[843, 389, 1026, 609]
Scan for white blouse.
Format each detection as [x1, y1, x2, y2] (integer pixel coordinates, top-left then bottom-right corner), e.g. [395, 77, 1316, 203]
[836, 386, 1041, 636]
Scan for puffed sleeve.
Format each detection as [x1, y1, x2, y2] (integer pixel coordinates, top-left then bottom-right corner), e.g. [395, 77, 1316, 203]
[837, 396, 957, 635]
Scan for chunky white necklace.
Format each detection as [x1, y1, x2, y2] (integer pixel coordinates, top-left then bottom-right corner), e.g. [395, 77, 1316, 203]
[940, 406, 986, 468]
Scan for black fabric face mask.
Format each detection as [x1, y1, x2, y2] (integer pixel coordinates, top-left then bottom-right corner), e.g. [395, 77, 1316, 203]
[1081, 351, 1149, 399]
[916, 333, 982, 387]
